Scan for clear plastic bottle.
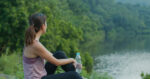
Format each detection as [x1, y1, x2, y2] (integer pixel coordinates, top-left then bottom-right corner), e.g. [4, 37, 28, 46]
[75, 52, 82, 73]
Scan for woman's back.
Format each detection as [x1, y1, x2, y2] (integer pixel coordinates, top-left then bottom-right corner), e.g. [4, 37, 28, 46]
[23, 41, 47, 79]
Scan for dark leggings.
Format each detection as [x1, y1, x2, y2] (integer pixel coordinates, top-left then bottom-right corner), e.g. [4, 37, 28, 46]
[41, 51, 82, 79]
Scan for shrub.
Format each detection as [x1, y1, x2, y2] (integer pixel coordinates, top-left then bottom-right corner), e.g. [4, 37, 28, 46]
[0, 47, 24, 79]
[141, 72, 150, 79]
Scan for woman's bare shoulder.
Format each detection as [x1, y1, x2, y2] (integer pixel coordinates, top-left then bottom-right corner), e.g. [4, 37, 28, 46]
[23, 41, 40, 58]
[32, 40, 42, 48]
[32, 40, 46, 52]
[32, 40, 51, 57]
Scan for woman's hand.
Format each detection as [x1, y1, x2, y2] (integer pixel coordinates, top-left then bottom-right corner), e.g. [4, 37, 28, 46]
[70, 58, 77, 68]
[77, 63, 82, 69]
[70, 58, 82, 69]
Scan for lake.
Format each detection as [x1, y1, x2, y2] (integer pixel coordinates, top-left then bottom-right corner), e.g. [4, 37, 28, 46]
[94, 51, 150, 79]
[93, 35, 150, 79]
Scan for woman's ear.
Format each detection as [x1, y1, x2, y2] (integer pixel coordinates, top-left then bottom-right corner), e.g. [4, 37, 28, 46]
[41, 24, 45, 29]
[41, 24, 46, 34]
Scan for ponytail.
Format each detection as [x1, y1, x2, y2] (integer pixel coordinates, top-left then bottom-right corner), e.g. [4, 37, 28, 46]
[25, 25, 36, 46]
[24, 13, 46, 46]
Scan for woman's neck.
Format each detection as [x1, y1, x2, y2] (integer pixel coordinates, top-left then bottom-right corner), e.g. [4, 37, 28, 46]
[35, 31, 42, 41]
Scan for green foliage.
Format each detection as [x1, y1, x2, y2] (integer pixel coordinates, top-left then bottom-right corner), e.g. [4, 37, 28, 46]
[81, 53, 93, 73]
[41, 20, 83, 57]
[141, 72, 150, 79]
[55, 66, 65, 74]
[0, 48, 23, 79]
[1, 0, 150, 54]
[0, 0, 28, 52]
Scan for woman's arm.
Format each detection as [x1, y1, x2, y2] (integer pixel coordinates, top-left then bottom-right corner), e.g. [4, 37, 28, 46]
[33, 42, 76, 66]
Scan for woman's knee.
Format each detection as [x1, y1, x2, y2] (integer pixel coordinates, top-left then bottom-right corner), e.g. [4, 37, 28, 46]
[54, 51, 67, 59]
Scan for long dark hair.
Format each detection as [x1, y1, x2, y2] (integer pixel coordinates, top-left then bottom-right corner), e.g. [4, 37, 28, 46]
[25, 13, 46, 46]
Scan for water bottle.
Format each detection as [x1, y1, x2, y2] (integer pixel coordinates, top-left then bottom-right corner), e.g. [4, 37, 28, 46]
[75, 52, 82, 73]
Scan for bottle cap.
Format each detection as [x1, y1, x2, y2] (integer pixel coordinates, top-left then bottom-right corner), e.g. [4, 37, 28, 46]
[76, 52, 80, 55]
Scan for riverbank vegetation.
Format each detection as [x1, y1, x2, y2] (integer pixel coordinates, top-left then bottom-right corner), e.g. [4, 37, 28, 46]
[141, 73, 150, 79]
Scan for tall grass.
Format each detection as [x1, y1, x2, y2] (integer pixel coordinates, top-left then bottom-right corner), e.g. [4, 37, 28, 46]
[0, 48, 23, 79]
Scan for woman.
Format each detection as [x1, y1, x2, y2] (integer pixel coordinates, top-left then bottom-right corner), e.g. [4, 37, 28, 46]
[23, 13, 82, 79]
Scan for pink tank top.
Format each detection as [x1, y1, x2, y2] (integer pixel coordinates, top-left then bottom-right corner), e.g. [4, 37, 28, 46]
[23, 51, 47, 79]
